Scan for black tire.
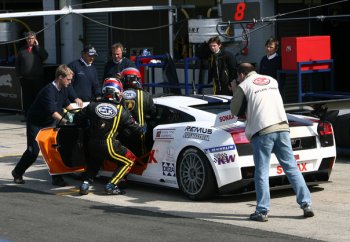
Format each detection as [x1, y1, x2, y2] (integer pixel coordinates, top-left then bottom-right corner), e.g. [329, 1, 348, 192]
[177, 147, 217, 201]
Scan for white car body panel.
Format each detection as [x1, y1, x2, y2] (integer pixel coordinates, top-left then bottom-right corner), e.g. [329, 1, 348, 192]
[126, 95, 336, 192]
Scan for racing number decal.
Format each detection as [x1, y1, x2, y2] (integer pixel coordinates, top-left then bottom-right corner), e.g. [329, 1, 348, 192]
[234, 2, 246, 21]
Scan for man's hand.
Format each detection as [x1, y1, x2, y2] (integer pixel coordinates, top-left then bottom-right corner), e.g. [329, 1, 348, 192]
[74, 98, 84, 107]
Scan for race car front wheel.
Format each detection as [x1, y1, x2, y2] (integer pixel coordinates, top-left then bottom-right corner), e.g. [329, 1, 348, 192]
[177, 147, 217, 200]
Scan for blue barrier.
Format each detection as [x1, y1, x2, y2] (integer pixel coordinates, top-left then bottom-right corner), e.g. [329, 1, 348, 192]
[135, 55, 212, 95]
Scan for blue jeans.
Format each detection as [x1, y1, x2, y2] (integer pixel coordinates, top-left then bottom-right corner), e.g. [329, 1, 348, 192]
[251, 131, 312, 213]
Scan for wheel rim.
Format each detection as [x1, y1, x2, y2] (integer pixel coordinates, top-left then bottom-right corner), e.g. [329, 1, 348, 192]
[179, 152, 205, 195]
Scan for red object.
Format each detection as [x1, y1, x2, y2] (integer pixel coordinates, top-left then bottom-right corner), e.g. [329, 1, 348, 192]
[281, 36, 331, 70]
[241, 47, 248, 55]
[130, 56, 136, 62]
[140, 57, 152, 64]
[138, 66, 145, 84]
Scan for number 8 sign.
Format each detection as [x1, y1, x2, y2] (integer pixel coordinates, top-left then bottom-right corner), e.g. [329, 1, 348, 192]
[222, 2, 260, 22]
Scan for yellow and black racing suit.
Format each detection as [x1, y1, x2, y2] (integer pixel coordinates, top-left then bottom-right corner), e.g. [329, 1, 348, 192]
[121, 88, 156, 159]
[75, 98, 143, 186]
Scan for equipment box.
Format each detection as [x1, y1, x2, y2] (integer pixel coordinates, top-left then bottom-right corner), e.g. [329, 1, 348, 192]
[281, 36, 331, 70]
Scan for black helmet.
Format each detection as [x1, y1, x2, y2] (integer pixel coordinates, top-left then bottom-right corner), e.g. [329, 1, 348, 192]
[121, 67, 142, 89]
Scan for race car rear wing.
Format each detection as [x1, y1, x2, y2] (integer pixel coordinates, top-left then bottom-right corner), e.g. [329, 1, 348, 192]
[213, 110, 314, 132]
[284, 98, 350, 121]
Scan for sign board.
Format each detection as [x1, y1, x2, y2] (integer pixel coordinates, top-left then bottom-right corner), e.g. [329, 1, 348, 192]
[221, 2, 261, 22]
[221, 2, 261, 41]
[0, 66, 22, 111]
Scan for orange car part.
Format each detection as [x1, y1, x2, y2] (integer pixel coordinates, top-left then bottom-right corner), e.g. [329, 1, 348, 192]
[36, 127, 86, 175]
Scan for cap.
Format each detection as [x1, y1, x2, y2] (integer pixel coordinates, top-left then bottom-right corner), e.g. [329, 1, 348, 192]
[83, 45, 98, 56]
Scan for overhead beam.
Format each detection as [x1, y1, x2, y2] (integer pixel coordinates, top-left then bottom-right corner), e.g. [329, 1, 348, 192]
[0, 5, 176, 19]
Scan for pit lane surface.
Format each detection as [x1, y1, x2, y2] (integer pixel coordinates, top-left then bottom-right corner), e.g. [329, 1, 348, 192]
[1, 112, 349, 241]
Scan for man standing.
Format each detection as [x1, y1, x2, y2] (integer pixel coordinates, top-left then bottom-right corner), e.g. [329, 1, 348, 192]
[207, 36, 237, 95]
[259, 37, 281, 79]
[67, 44, 101, 104]
[103, 42, 136, 81]
[259, 37, 282, 95]
[15, 31, 48, 119]
[230, 63, 314, 222]
[11, 64, 75, 187]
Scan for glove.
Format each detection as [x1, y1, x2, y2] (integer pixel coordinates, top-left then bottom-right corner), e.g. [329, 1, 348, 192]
[66, 112, 74, 124]
[140, 123, 147, 134]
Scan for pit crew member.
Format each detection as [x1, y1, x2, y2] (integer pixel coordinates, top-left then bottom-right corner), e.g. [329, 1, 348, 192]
[120, 67, 156, 163]
[74, 78, 145, 195]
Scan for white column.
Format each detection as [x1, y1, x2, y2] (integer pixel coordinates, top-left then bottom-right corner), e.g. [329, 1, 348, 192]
[43, 0, 57, 64]
[59, 0, 83, 64]
[168, 0, 174, 58]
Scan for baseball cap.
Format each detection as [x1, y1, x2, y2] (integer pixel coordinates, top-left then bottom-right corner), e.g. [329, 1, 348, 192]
[83, 45, 98, 56]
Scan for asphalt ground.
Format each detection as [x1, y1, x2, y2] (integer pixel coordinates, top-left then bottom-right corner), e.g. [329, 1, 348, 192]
[0, 111, 349, 241]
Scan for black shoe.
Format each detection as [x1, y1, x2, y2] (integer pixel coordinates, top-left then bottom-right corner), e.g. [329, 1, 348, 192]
[52, 176, 67, 187]
[302, 204, 315, 218]
[105, 183, 125, 195]
[250, 211, 268, 222]
[12, 170, 25, 184]
[118, 178, 127, 189]
[79, 181, 90, 195]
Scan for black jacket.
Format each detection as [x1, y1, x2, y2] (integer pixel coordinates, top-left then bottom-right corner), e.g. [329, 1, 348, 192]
[208, 49, 237, 95]
[103, 58, 136, 80]
[74, 99, 143, 141]
[121, 88, 157, 156]
[15, 45, 48, 80]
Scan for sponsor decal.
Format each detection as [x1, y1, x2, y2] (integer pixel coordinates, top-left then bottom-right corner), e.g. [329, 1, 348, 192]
[122, 90, 137, 111]
[124, 99, 136, 111]
[219, 114, 236, 123]
[155, 129, 175, 139]
[148, 149, 158, 163]
[204, 145, 236, 153]
[122, 90, 137, 99]
[183, 132, 209, 141]
[213, 153, 236, 165]
[184, 126, 212, 134]
[162, 162, 175, 177]
[277, 163, 307, 174]
[183, 126, 212, 141]
[253, 77, 270, 85]
[95, 103, 118, 119]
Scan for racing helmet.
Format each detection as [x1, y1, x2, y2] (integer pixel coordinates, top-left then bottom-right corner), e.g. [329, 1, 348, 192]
[102, 78, 123, 102]
[121, 67, 142, 89]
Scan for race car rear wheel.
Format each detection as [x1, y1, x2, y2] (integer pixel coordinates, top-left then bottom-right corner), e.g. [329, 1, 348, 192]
[177, 147, 217, 200]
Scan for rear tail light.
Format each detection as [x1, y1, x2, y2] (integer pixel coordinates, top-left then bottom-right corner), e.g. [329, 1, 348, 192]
[317, 121, 334, 147]
[231, 128, 250, 144]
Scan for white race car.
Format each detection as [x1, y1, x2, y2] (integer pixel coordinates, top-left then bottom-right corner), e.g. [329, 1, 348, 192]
[37, 94, 338, 200]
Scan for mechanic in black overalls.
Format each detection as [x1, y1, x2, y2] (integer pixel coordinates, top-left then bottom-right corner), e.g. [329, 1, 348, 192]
[75, 78, 145, 195]
[120, 67, 157, 174]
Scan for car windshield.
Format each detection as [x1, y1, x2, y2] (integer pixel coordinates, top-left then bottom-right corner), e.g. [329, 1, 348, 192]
[191, 103, 231, 114]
